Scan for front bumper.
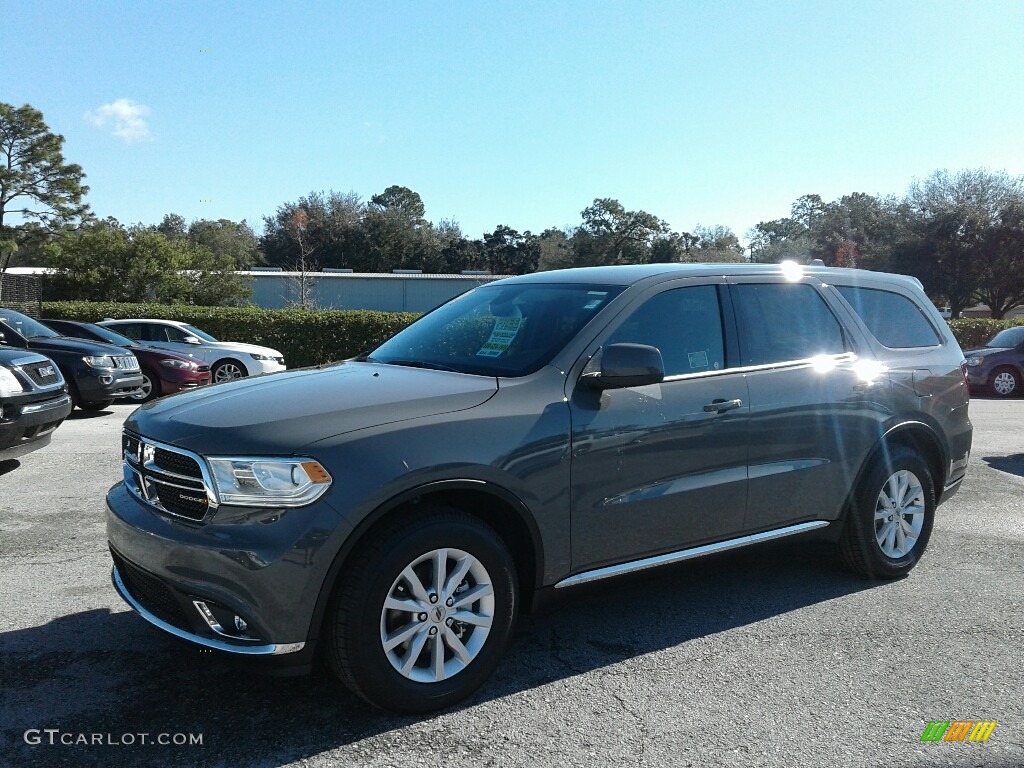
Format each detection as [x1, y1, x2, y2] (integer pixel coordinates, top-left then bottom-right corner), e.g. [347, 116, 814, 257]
[106, 481, 350, 656]
[79, 368, 144, 401]
[0, 393, 73, 459]
[251, 360, 287, 376]
[157, 368, 212, 396]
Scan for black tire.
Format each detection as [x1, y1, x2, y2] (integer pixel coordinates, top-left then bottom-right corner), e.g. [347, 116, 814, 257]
[990, 365, 1020, 398]
[325, 506, 518, 713]
[128, 370, 159, 402]
[79, 399, 114, 412]
[839, 446, 936, 579]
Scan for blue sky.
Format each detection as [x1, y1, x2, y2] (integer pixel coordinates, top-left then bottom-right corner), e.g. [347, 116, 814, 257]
[5, 1, 1023, 244]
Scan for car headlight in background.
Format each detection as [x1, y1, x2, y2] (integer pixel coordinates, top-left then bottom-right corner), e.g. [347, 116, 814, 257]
[206, 457, 332, 507]
[160, 359, 198, 370]
[0, 367, 25, 397]
[965, 357, 983, 367]
[249, 353, 278, 361]
[82, 355, 115, 369]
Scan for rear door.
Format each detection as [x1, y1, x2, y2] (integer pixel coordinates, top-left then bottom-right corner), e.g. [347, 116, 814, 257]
[568, 278, 751, 571]
[726, 277, 890, 531]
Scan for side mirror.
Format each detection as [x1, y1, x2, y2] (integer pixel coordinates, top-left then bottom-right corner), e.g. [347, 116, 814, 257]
[182, 335, 201, 345]
[581, 343, 665, 390]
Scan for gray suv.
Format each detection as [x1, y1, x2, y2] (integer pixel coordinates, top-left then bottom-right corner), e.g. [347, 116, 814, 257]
[106, 263, 972, 712]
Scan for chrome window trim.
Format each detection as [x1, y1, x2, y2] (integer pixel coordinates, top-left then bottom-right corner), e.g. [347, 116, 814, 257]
[554, 521, 829, 589]
[111, 566, 304, 655]
[654, 352, 858, 383]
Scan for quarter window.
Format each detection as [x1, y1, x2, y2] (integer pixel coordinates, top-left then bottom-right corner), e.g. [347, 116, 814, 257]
[606, 285, 726, 376]
[836, 286, 942, 348]
[733, 283, 846, 365]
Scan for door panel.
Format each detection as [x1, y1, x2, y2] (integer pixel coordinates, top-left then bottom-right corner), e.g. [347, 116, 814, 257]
[568, 281, 750, 571]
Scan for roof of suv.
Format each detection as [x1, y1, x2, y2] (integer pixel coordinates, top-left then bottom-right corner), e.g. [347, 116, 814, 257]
[500, 263, 925, 292]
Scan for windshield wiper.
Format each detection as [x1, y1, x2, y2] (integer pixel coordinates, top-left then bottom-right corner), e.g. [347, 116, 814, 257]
[381, 359, 462, 373]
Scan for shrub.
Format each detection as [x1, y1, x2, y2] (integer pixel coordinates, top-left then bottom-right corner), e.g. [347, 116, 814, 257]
[42, 302, 419, 369]
[947, 318, 1024, 351]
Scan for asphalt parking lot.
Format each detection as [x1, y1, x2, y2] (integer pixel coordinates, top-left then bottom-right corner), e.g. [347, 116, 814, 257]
[1, 398, 1022, 768]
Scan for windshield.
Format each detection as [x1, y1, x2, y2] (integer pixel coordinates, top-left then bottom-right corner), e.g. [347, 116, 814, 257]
[987, 326, 1024, 348]
[86, 324, 138, 347]
[180, 324, 218, 342]
[370, 283, 624, 377]
[0, 310, 60, 339]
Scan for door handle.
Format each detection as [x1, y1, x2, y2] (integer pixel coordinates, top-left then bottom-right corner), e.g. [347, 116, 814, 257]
[703, 398, 743, 413]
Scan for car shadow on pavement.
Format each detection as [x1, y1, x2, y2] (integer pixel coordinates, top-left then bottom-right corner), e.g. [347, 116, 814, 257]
[66, 409, 114, 420]
[0, 540, 874, 767]
[0, 458, 19, 476]
[983, 454, 1024, 477]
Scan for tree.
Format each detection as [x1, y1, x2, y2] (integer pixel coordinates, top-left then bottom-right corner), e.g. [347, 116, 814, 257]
[572, 198, 668, 266]
[0, 103, 90, 298]
[692, 224, 745, 262]
[283, 208, 320, 308]
[479, 226, 540, 274]
[188, 218, 261, 270]
[974, 193, 1024, 318]
[261, 190, 367, 270]
[45, 219, 250, 305]
[890, 169, 1023, 317]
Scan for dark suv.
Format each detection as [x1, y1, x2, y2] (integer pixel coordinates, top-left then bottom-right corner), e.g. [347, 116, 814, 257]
[0, 309, 143, 410]
[1, 348, 73, 460]
[107, 264, 972, 712]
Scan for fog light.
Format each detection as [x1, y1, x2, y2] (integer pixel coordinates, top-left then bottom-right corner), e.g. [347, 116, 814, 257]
[234, 615, 248, 633]
[99, 374, 113, 385]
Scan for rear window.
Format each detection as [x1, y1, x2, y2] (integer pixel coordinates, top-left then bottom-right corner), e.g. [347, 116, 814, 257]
[732, 283, 847, 365]
[836, 286, 941, 348]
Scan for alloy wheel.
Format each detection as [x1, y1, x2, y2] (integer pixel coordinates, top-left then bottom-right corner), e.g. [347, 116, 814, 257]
[874, 470, 925, 559]
[214, 362, 244, 382]
[379, 547, 495, 684]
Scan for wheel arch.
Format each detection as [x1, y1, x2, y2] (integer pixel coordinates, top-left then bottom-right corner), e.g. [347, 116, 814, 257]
[211, 357, 250, 377]
[841, 421, 948, 528]
[307, 479, 545, 647]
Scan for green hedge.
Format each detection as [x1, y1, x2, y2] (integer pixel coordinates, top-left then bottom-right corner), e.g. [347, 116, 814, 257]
[947, 318, 1024, 351]
[42, 302, 419, 369]
[40, 301, 1024, 368]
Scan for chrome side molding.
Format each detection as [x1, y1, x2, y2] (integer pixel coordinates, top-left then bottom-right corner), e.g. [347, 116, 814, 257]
[554, 521, 830, 589]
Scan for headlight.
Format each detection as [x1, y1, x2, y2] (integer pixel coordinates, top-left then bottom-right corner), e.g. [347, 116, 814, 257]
[207, 457, 332, 507]
[83, 355, 115, 369]
[160, 359, 198, 370]
[965, 357, 983, 367]
[0, 367, 25, 397]
[250, 353, 276, 361]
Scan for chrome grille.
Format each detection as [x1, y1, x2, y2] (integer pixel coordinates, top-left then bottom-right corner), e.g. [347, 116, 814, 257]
[114, 355, 140, 371]
[23, 362, 60, 386]
[122, 431, 215, 522]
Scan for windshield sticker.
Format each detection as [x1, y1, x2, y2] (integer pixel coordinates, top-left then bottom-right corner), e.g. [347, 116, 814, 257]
[582, 291, 609, 310]
[688, 350, 709, 369]
[477, 317, 523, 357]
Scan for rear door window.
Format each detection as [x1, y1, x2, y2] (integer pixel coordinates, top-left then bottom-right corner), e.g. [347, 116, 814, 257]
[836, 286, 942, 348]
[732, 283, 847, 365]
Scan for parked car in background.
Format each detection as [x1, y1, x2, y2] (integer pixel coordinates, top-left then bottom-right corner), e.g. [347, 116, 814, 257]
[964, 325, 1024, 397]
[98, 319, 286, 383]
[0, 348, 73, 460]
[0, 309, 142, 411]
[43, 320, 212, 402]
[107, 263, 971, 713]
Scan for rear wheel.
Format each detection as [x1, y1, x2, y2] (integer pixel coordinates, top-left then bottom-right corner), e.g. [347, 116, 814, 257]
[326, 506, 518, 713]
[991, 366, 1020, 397]
[839, 446, 935, 579]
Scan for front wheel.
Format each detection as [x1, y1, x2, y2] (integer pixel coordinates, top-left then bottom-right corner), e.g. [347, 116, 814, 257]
[991, 366, 1020, 397]
[326, 507, 518, 713]
[212, 360, 246, 383]
[839, 446, 935, 579]
[128, 370, 158, 402]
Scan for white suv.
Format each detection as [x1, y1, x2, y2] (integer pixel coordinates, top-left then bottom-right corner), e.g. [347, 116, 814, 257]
[98, 319, 286, 383]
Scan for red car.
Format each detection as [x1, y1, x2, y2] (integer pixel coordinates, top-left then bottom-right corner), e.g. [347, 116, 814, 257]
[42, 320, 211, 402]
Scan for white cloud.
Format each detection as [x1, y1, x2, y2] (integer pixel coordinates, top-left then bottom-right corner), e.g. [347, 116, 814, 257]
[84, 99, 151, 142]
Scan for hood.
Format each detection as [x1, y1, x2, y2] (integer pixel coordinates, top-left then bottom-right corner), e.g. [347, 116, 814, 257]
[124, 361, 498, 455]
[208, 340, 283, 357]
[964, 346, 1013, 357]
[27, 337, 134, 357]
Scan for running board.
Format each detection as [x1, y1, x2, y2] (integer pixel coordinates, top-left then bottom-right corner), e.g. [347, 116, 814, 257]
[554, 520, 830, 589]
